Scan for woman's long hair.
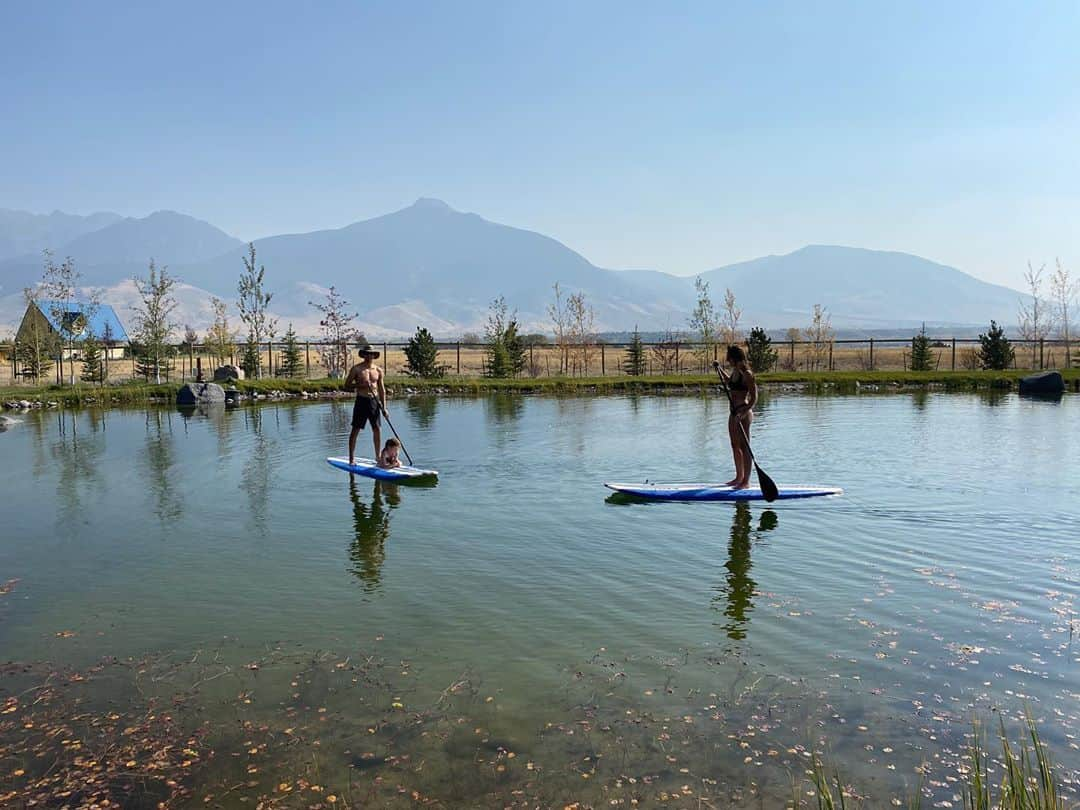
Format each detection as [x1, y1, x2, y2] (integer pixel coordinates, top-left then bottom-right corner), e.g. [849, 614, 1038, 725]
[726, 344, 747, 365]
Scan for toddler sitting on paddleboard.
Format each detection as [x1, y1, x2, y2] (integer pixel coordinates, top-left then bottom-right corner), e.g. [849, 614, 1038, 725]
[378, 438, 402, 469]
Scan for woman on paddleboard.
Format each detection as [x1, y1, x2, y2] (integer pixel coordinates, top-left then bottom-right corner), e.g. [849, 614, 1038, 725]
[720, 345, 757, 489]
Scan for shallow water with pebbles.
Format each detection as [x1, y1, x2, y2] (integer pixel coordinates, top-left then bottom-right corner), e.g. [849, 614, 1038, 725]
[0, 391, 1077, 806]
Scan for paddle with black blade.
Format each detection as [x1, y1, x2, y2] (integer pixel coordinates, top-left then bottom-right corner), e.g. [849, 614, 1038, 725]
[374, 397, 414, 466]
[712, 360, 779, 502]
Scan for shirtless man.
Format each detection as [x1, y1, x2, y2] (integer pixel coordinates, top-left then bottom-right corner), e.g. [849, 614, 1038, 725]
[344, 343, 387, 465]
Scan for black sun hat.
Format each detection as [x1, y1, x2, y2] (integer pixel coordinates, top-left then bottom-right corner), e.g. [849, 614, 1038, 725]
[356, 342, 381, 358]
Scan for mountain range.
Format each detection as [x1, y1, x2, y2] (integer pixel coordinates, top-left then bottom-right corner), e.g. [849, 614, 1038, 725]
[0, 199, 1027, 338]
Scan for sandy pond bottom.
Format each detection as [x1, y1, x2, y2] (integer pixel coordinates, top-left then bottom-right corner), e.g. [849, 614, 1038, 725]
[0, 391, 1078, 807]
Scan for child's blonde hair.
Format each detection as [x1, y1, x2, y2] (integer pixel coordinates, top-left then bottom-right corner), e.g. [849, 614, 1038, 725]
[385, 438, 401, 448]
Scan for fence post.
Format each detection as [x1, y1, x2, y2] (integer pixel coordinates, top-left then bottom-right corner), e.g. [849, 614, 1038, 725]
[951, 338, 956, 370]
[675, 343, 680, 374]
[789, 340, 795, 368]
[383, 342, 388, 373]
[456, 342, 461, 375]
[305, 342, 311, 376]
[828, 342, 833, 371]
[601, 344, 605, 376]
[1039, 337, 1044, 370]
[869, 338, 874, 370]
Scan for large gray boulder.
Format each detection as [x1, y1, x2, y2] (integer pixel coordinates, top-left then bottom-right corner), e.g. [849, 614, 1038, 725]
[214, 365, 244, 382]
[1018, 370, 1065, 395]
[177, 382, 227, 406]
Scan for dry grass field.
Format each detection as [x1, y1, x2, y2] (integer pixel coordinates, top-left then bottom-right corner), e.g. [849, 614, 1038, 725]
[0, 339, 1072, 387]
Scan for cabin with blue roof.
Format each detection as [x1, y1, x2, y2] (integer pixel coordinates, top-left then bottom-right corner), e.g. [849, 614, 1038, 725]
[16, 299, 130, 360]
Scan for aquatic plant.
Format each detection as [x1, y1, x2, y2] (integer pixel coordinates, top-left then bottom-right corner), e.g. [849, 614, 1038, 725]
[962, 713, 1063, 810]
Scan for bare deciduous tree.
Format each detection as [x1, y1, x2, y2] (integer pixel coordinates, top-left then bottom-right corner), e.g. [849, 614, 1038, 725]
[1017, 262, 1055, 366]
[205, 297, 238, 367]
[132, 260, 179, 384]
[1050, 259, 1077, 368]
[548, 282, 570, 374]
[237, 243, 277, 378]
[781, 327, 801, 371]
[720, 287, 742, 347]
[310, 286, 360, 378]
[41, 250, 99, 385]
[651, 327, 681, 374]
[689, 277, 719, 370]
[566, 291, 596, 375]
[803, 304, 834, 371]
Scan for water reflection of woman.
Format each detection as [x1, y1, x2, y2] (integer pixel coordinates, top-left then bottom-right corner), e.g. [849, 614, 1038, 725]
[714, 502, 777, 640]
[347, 478, 399, 591]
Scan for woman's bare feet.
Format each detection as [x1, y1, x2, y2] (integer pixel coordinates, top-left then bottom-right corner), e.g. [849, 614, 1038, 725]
[724, 478, 740, 487]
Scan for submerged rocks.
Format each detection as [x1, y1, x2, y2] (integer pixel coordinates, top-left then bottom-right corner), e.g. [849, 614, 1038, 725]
[1018, 370, 1065, 395]
[176, 382, 227, 407]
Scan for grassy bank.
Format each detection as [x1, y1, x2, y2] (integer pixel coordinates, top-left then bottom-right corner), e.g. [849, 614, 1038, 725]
[2, 368, 1077, 408]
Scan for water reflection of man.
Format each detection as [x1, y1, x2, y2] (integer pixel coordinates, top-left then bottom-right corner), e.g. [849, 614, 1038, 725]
[347, 478, 399, 591]
[714, 503, 777, 640]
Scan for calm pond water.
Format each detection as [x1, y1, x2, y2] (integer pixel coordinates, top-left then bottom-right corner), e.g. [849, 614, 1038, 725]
[0, 391, 1077, 807]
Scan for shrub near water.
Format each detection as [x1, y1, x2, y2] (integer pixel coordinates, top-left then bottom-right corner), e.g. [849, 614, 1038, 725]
[404, 326, 448, 378]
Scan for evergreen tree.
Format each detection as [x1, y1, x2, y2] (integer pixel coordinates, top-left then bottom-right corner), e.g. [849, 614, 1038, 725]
[483, 297, 526, 378]
[503, 321, 526, 376]
[15, 340, 54, 380]
[17, 288, 57, 380]
[280, 324, 304, 378]
[404, 326, 446, 378]
[623, 326, 647, 375]
[240, 338, 261, 379]
[746, 327, 778, 373]
[978, 320, 1014, 370]
[910, 323, 934, 371]
[80, 336, 104, 383]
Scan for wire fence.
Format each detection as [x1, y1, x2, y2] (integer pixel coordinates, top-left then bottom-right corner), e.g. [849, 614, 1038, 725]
[0, 337, 1075, 387]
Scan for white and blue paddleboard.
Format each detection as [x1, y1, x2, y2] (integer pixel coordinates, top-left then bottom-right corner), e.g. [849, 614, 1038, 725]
[327, 456, 438, 482]
[604, 482, 842, 502]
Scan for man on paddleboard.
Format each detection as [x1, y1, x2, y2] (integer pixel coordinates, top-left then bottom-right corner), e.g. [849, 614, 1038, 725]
[345, 343, 388, 465]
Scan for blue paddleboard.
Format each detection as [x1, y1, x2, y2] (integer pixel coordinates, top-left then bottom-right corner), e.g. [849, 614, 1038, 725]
[604, 482, 842, 502]
[327, 456, 438, 481]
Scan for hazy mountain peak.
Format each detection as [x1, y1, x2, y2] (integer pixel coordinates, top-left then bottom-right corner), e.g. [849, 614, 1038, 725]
[0, 208, 124, 262]
[0, 201, 1028, 336]
[410, 197, 453, 211]
[60, 209, 244, 267]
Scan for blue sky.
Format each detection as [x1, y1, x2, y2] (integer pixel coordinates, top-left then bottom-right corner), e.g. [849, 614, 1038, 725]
[2, 1, 1077, 287]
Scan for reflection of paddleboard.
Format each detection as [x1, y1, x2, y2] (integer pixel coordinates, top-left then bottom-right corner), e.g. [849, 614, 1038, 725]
[604, 482, 842, 502]
[327, 457, 438, 481]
